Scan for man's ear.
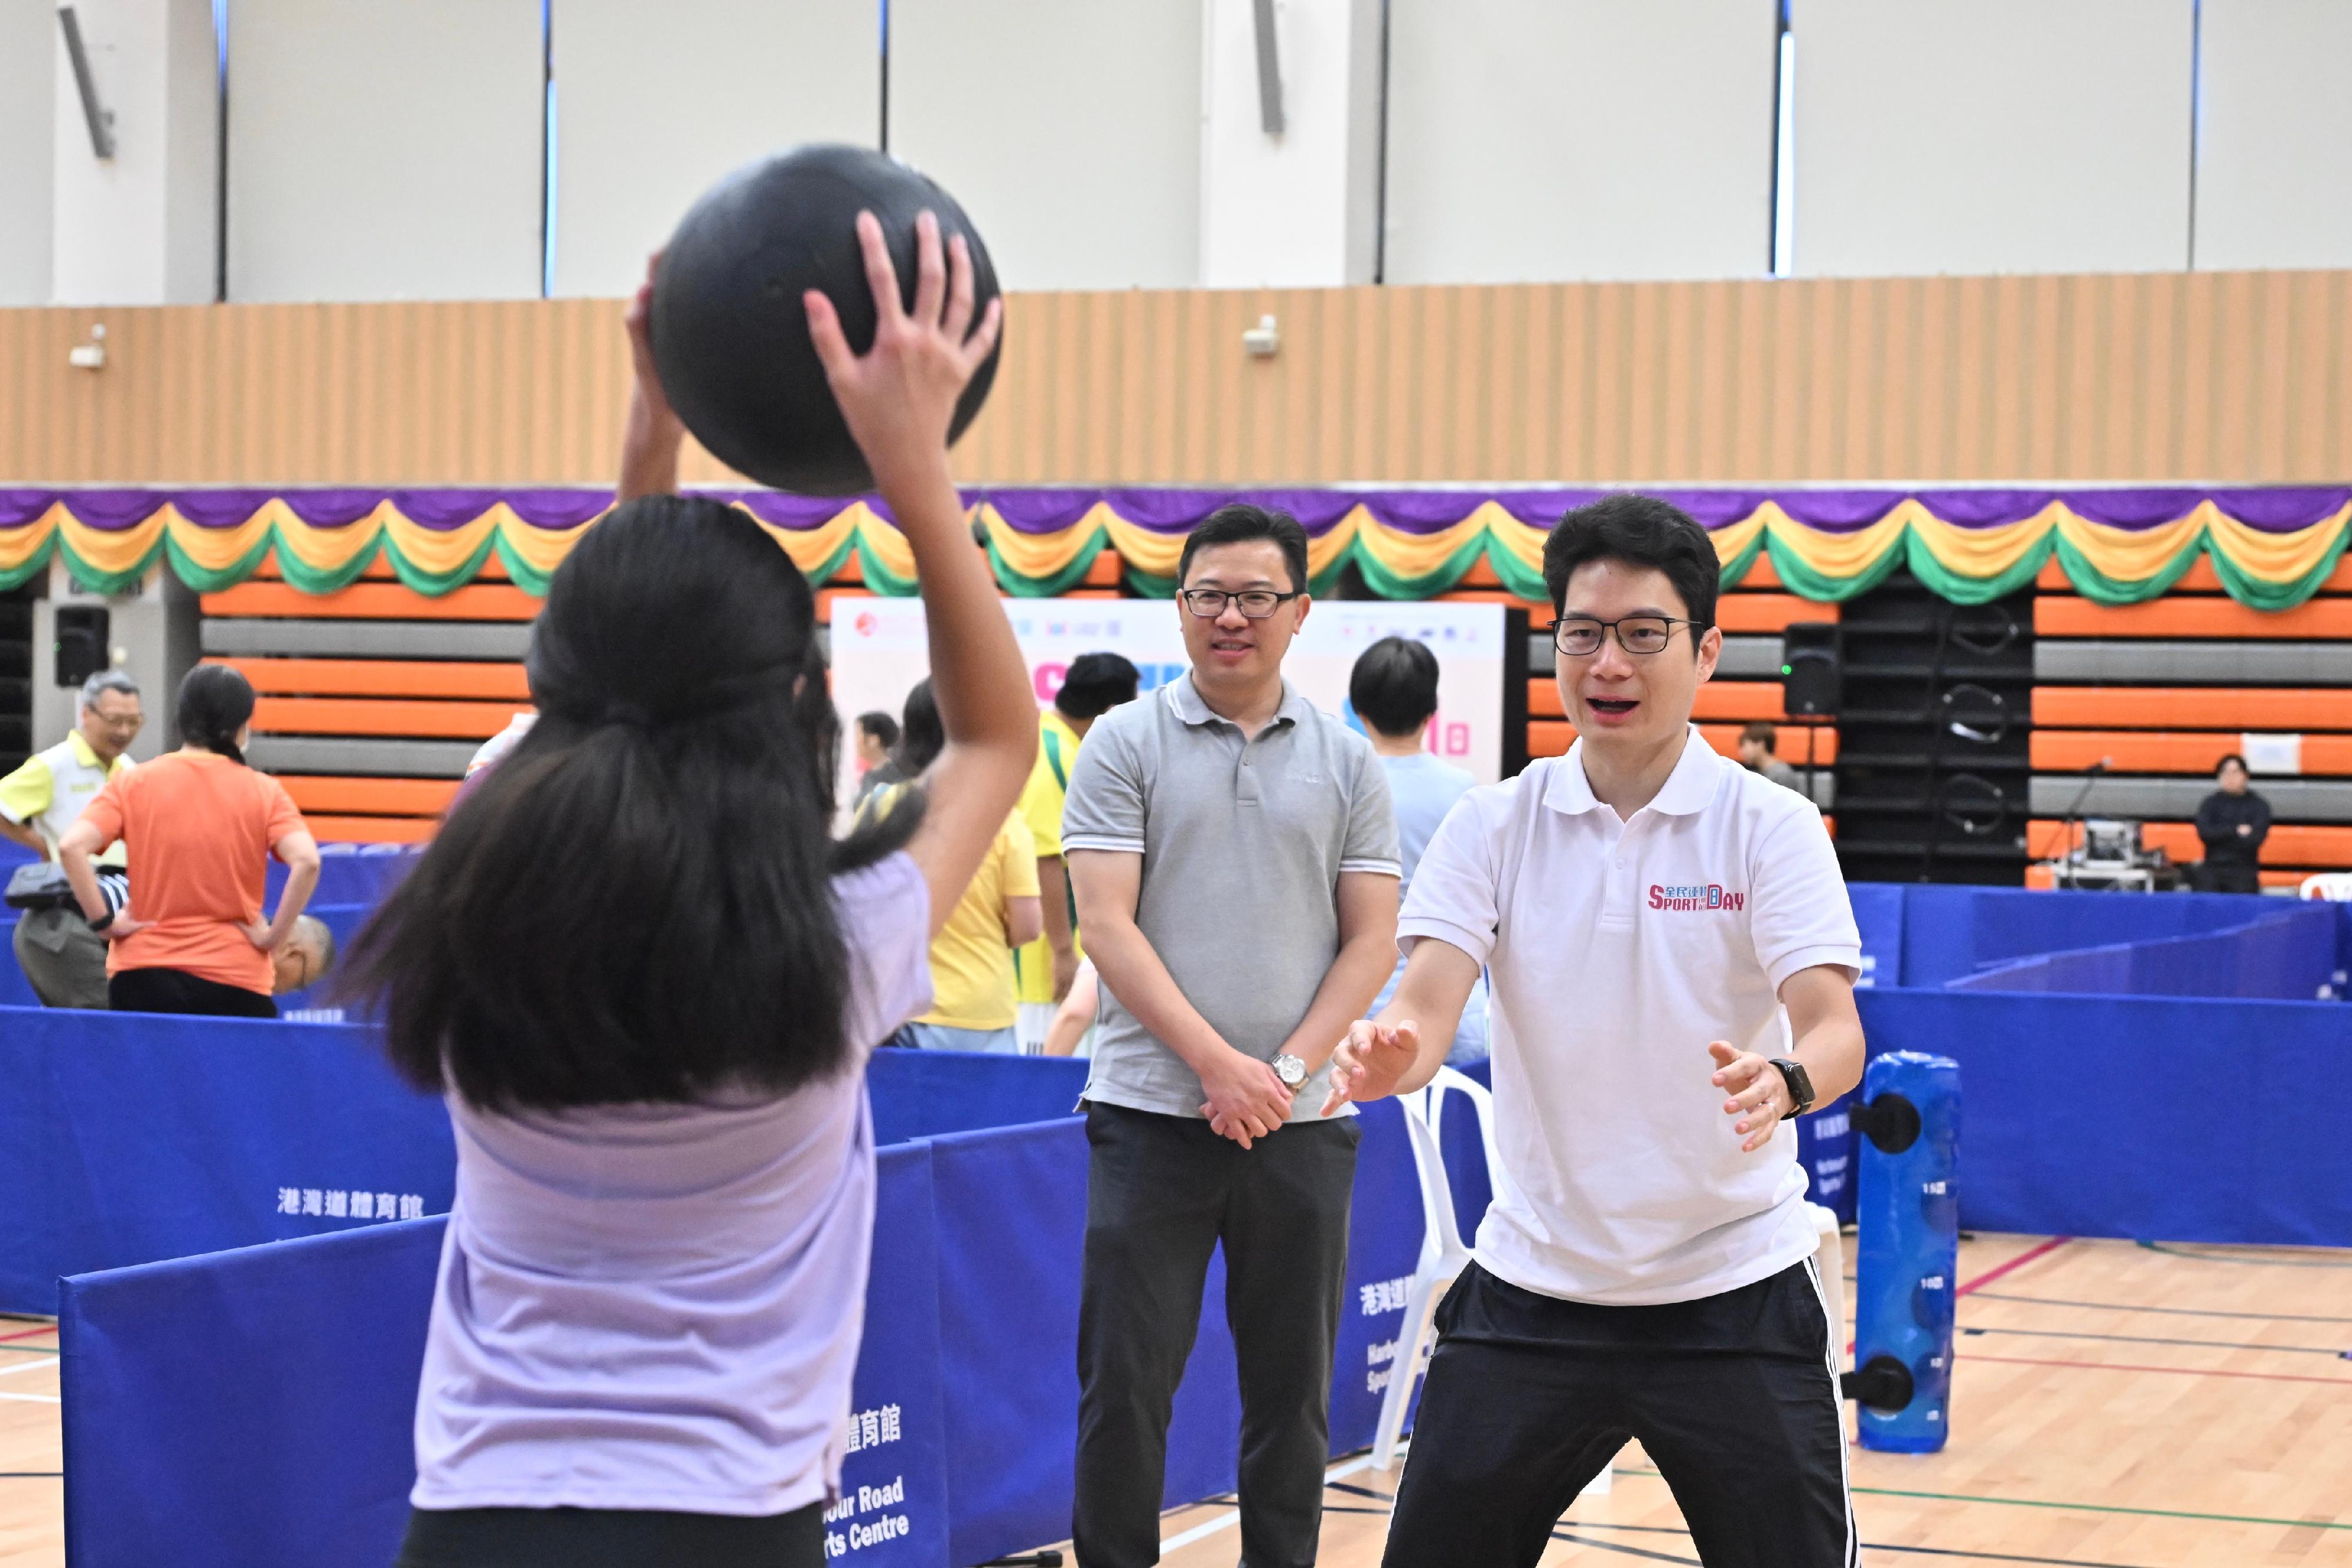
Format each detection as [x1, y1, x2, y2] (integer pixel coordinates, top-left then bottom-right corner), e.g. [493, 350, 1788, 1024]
[1694, 624, 1723, 684]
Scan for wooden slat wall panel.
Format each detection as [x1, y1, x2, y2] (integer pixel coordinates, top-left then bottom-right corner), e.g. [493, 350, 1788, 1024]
[5, 270, 2349, 486]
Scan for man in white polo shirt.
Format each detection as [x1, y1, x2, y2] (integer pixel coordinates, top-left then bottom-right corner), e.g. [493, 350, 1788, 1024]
[1328, 494, 1866, 1568]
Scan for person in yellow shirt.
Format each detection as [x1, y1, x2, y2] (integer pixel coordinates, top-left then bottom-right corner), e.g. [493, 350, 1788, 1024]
[1014, 653, 1140, 1049]
[3, 671, 143, 1008]
[860, 681, 1044, 1054]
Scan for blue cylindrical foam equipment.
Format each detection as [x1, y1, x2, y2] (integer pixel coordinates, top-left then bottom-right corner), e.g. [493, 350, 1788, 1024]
[1853, 1049, 1960, 1453]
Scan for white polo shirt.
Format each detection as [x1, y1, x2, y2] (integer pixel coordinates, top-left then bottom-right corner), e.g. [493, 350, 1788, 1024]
[1399, 727, 1859, 1306]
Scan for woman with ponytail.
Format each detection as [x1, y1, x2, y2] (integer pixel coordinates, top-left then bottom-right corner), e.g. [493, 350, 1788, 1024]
[356, 216, 1033, 1568]
[57, 663, 321, 1017]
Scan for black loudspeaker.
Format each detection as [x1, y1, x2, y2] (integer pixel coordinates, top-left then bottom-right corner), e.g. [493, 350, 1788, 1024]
[54, 606, 109, 688]
[1780, 621, 1841, 717]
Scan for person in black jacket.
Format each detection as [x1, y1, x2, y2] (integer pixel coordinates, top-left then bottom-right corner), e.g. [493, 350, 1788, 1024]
[2192, 754, 2269, 894]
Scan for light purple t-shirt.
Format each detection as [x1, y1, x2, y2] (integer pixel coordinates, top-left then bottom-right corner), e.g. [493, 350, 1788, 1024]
[409, 852, 932, 1517]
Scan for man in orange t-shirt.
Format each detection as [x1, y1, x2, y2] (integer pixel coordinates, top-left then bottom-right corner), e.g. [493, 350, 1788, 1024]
[59, 667, 321, 1017]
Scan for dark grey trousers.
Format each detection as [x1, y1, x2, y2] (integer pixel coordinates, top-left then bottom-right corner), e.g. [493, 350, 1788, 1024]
[12, 908, 109, 1009]
[1073, 1102, 1362, 1568]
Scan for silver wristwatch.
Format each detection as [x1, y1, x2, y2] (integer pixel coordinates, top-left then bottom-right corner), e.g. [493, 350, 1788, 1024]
[1271, 1054, 1308, 1089]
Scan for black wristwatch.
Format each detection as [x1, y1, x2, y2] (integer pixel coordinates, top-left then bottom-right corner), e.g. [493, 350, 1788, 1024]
[84, 908, 115, 933]
[1768, 1057, 1815, 1118]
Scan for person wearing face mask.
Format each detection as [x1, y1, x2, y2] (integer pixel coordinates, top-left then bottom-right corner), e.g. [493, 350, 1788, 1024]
[1328, 495, 1867, 1568]
[1061, 504, 1401, 1568]
[2, 670, 145, 1008]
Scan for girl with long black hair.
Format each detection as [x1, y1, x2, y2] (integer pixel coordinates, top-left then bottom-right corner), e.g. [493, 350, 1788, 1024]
[359, 213, 1033, 1568]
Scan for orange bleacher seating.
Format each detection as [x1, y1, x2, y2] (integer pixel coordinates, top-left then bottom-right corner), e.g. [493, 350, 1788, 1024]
[2030, 731, 2352, 776]
[279, 777, 463, 817]
[252, 697, 531, 741]
[216, 658, 532, 701]
[201, 582, 543, 621]
[2034, 595, 2352, 640]
[2031, 688, 2352, 731]
[295, 815, 437, 845]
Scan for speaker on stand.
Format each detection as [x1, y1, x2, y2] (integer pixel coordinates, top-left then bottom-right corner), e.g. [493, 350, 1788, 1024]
[1780, 622, 1841, 808]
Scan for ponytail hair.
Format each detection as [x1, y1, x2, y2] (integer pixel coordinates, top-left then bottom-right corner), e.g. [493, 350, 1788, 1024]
[176, 664, 255, 765]
[346, 495, 920, 1114]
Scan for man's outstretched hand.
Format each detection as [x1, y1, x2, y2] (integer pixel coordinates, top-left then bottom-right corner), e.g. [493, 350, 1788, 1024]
[1323, 1018, 1422, 1116]
[1709, 1040, 1792, 1154]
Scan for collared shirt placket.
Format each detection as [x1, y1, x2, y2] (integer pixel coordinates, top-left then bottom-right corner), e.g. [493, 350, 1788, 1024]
[1598, 811, 1647, 932]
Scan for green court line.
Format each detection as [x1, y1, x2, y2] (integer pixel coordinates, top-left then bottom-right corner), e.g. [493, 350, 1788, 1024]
[2136, 1241, 2352, 1269]
[1966, 1290, 2352, 1325]
[1615, 1469, 2350, 1532]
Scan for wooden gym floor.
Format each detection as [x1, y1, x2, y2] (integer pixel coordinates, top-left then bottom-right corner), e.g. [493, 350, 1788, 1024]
[0, 1233, 2341, 1566]
[1087, 1233, 2352, 1568]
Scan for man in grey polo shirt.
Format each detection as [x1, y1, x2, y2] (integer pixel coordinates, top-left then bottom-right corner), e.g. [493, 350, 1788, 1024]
[1064, 503, 1401, 1568]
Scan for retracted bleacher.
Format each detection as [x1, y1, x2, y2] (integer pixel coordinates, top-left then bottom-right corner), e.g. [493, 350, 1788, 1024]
[2028, 556, 2352, 889]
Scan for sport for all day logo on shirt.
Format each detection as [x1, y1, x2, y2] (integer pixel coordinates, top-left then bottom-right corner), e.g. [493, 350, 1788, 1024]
[1648, 883, 1745, 912]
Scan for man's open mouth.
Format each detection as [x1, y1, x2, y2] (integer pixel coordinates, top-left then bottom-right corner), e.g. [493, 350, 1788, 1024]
[1586, 698, 1638, 717]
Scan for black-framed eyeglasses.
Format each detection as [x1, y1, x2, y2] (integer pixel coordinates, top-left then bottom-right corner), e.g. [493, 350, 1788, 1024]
[1180, 589, 1301, 620]
[1549, 615, 1709, 657]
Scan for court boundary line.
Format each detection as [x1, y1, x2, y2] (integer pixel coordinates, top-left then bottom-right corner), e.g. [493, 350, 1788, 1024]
[1962, 1350, 2352, 1390]
[1964, 1290, 2352, 1324]
[1616, 1466, 2352, 1532]
[1958, 1324, 2352, 1358]
[1955, 1238, 2073, 1298]
[2136, 1241, 2352, 1269]
[1158, 1453, 1379, 1552]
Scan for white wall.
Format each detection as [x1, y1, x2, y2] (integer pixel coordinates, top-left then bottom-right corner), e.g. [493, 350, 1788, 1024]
[1384, 0, 1779, 285]
[50, 0, 218, 305]
[226, 0, 543, 302]
[1793, 0, 2194, 278]
[0, 1, 56, 305]
[1198, 0, 1383, 288]
[888, 0, 1202, 292]
[2194, 0, 2352, 272]
[550, 0, 880, 299]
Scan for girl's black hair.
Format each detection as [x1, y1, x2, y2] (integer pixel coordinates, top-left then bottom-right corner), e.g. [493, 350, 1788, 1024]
[345, 496, 919, 1112]
[176, 664, 255, 765]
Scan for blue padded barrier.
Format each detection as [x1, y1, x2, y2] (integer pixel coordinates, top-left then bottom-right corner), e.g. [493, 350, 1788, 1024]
[62, 1104, 1435, 1568]
[1946, 905, 2337, 1001]
[0, 1007, 456, 1313]
[866, 1048, 1088, 1147]
[59, 1216, 446, 1568]
[266, 843, 420, 909]
[1848, 882, 1906, 991]
[928, 1101, 1425, 1566]
[1855, 988, 2352, 1247]
[59, 1144, 951, 1568]
[2, 835, 408, 909]
[1852, 1052, 1960, 1455]
[0, 1026, 1090, 1316]
[1895, 884, 2280, 990]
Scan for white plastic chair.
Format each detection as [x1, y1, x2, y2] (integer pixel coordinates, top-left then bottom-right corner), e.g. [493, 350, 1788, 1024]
[1806, 1202, 1850, 1439]
[2298, 873, 2352, 901]
[1372, 1069, 1611, 1495]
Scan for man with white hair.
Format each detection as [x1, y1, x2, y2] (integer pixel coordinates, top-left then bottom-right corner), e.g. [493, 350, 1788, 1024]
[2, 670, 143, 1007]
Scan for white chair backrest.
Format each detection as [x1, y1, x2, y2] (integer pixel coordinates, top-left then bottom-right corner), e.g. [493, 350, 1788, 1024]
[1395, 1090, 1459, 1269]
[1399, 1067, 1502, 1265]
[2298, 873, 2352, 902]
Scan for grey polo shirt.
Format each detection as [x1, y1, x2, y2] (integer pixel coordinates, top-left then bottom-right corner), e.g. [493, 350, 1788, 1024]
[1061, 675, 1401, 1120]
